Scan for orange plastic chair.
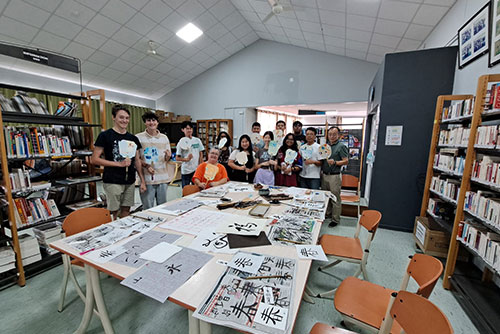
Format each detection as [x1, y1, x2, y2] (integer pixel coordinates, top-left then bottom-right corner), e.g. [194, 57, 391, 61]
[58, 208, 112, 312]
[311, 290, 452, 334]
[341, 174, 361, 218]
[316, 210, 382, 298]
[334, 254, 444, 334]
[182, 184, 201, 197]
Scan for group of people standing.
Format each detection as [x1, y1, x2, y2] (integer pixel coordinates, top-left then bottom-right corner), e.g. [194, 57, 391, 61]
[91, 105, 348, 227]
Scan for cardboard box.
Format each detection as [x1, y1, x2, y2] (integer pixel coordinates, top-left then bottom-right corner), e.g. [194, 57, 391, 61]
[157, 110, 174, 123]
[413, 216, 468, 260]
[173, 115, 191, 123]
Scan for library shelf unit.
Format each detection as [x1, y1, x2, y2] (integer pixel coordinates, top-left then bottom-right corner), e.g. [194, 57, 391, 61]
[421, 75, 500, 333]
[196, 119, 233, 149]
[0, 86, 101, 287]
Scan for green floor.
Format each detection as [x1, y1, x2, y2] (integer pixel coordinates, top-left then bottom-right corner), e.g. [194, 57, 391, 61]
[0, 185, 479, 333]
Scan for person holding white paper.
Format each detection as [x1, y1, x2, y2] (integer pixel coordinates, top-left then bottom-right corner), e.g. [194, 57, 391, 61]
[299, 127, 322, 190]
[136, 111, 171, 209]
[91, 105, 145, 219]
[176, 121, 204, 187]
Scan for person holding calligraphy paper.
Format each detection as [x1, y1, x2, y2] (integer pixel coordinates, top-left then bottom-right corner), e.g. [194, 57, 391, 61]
[216, 131, 232, 176]
[136, 111, 171, 209]
[91, 105, 145, 219]
[254, 131, 278, 186]
[321, 126, 349, 227]
[228, 134, 256, 183]
[193, 147, 228, 189]
[275, 133, 303, 187]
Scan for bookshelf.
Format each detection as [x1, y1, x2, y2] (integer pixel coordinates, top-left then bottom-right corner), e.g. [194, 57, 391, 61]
[420, 76, 500, 333]
[196, 119, 233, 149]
[0, 87, 101, 287]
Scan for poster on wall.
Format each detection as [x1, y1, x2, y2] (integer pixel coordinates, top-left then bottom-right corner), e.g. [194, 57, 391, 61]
[385, 125, 403, 146]
[458, 3, 489, 69]
[490, 0, 500, 66]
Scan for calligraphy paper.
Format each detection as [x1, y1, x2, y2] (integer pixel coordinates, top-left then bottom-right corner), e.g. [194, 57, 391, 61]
[227, 252, 265, 274]
[188, 230, 235, 254]
[112, 230, 181, 268]
[227, 232, 271, 249]
[150, 198, 201, 216]
[140, 242, 181, 263]
[121, 247, 213, 303]
[268, 215, 315, 246]
[295, 245, 328, 261]
[159, 209, 223, 235]
[64, 225, 115, 253]
[216, 217, 268, 236]
[194, 254, 296, 334]
[254, 303, 288, 331]
[85, 244, 126, 263]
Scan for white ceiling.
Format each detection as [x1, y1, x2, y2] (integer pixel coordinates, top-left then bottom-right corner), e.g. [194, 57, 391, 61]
[259, 101, 368, 117]
[0, 0, 455, 100]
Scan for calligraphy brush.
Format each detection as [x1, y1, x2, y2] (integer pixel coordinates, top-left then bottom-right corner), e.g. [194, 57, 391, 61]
[274, 237, 304, 244]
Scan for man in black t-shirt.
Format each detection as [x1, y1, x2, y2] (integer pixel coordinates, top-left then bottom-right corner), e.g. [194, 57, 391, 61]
[293, 120, 306, 145]
[91, 105, 146, 219]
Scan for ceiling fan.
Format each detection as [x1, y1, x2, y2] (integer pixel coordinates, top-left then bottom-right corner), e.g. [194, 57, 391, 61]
[262, 0, 294, 23]
[146, 40, 163, 58]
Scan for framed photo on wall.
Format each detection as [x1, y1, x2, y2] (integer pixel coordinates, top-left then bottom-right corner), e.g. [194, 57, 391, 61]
[458, 3, 489, 68]
[489, 0, 500, 66]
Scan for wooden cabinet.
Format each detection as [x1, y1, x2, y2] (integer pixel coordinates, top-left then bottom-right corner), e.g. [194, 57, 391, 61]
[196, 119, 233, 149]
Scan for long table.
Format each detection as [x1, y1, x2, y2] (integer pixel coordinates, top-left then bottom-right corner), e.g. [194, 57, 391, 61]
[50, 182, 327, 334]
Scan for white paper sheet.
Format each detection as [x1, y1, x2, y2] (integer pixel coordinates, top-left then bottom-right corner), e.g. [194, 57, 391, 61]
[85, 244, 126, 263]
[149, 198, 201, 216]
[227, 252, 265, 274]
[188, 230, 235, 254]
[159, 209, 222, 235]
[139, 242, 182, 263]
[254, 303, 289, 331]
[295, 245, 328, 261]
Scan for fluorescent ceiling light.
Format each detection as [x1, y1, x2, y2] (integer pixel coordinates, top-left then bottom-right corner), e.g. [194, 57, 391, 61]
[176, 23, 203, 43]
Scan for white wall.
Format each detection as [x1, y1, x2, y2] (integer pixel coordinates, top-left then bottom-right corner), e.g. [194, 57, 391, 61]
[423, 0, 496, 94]
[156, 40, 379, 121]
[0, 67, 156, 108]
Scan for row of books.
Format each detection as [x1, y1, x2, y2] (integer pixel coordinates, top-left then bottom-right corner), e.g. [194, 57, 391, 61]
[428, 198, 446, 217]
[484, 83, 500, 112]
[434, 153, 465, 174]
[18, 234, 42, 266]
[464, 190, 500, 230]
[0, 246, 15, 273]
[471, 155, 500, 185]
[0, 92, 49, 114]
[49, 183, 86, 205]
[475, 125, 499, 146]
[430, 176, 460, 201]
[4, 127, 72, 158]
[458, 220, 500, 272]
[442, 99, 473, 120]
[13, 197, 61, 228]
[438, 126, 470, 146]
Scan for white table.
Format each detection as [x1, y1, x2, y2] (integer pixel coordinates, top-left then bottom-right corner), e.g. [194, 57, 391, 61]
[51, 182, 327, 334]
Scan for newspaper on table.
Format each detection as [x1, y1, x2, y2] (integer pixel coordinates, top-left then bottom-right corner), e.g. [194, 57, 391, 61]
[194, 252, 297, 334]
[287, 199, 325, 210]
[196, 188, 227, 198]
[268, 215, 315, 246]
[112, 230, 181, 268]
[283, 206, 325, 221]
[64, 216, 161, 254]
[120, 247, 213, 303]
[149, 198, 201, 216]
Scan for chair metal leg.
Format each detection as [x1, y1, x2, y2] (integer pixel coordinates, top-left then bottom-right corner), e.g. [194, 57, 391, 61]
[361, 262, 369, 281]
[303, 285, 315, 304]
[74, 265, 95, 334]
[89, 266, 114, 334]
[317, 287, 337, 299]
[319, 259, 341, 271]
[188, 310, 200, 334]
[58, 255, 71, 312]
[69, 264, 86, 302]
[353, 267, 362, 278]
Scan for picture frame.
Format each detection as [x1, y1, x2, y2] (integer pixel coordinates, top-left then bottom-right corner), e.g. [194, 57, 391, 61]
[458, 3, 490, 69]
[489, 0, 500, 66]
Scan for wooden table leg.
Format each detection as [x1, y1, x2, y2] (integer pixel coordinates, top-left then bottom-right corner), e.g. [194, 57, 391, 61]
[74, 265, 95, 334]
[89, 266, 114, 334]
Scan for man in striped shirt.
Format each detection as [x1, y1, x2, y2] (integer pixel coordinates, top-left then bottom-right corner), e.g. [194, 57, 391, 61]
[136, 111, 171, 209]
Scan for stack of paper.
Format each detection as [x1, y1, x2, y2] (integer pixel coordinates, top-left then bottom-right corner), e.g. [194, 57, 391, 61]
[33, 221, 64, 255]
[19, 234, 42, 266]
[0, 246, 15, 273]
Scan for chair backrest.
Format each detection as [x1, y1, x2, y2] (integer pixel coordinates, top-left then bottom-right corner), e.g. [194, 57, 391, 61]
[62, 208, 112, 237]
[183, 184, 201, 197]
[406, 253, 443, 298]
[342, 174, 359, 188]
[386, 291, 453, 334]
[358, 210, 382, 235]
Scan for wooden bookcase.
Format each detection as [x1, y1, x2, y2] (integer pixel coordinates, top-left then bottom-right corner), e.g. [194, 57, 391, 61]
[196, 119, 233, 149]
[0, 86, 101, 286]
[420, 76, 500, 333]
